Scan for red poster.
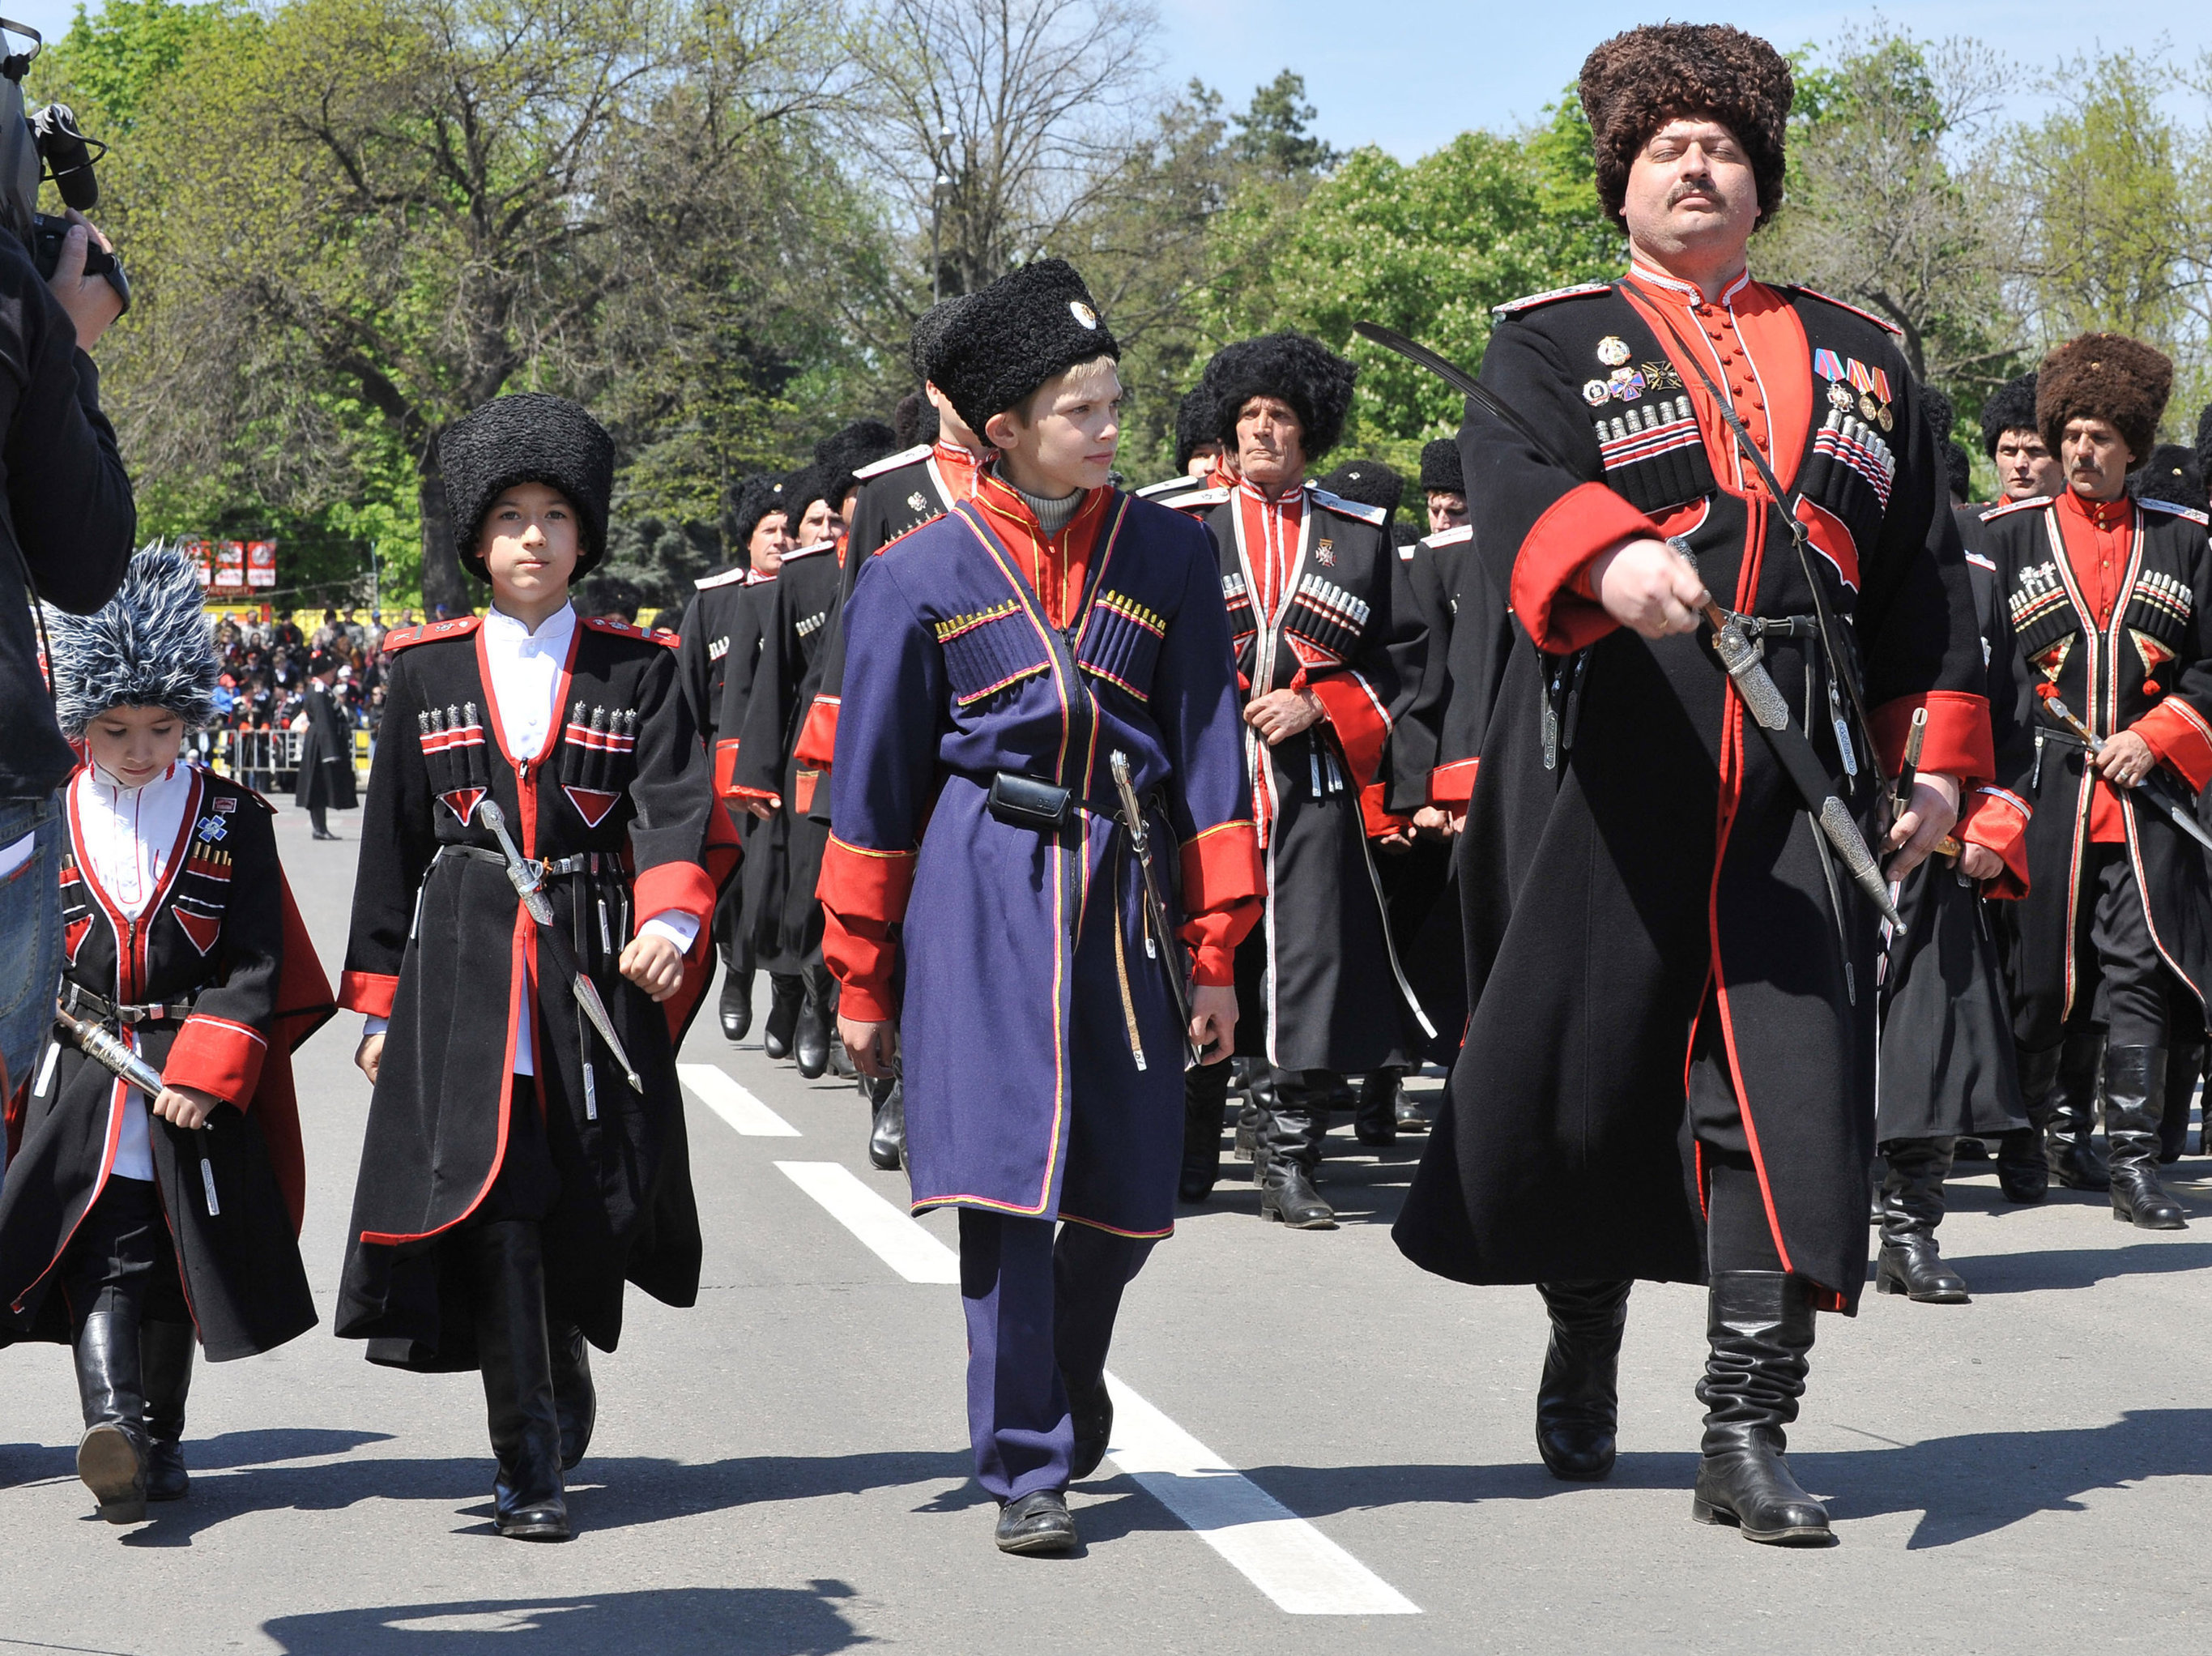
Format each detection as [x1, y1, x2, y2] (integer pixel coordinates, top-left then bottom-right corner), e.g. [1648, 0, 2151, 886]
[246, 539, 277, 588]
[215, 540, 246, 591]
[183, 538, 213, 589]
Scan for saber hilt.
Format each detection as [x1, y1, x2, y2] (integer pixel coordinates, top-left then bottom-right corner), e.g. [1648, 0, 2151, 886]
[476, 801, 555, 926]
[54, 1004, 164, 1099]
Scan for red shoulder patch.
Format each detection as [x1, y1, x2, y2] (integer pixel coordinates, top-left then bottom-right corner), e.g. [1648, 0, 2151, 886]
[384, 616, 483, 652]
[1792, 286, 1905, 339]
[582, 615, 679, 648]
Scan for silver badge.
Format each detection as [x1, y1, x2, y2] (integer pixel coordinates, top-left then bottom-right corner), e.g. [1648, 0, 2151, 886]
[1596, 335, 1631, 367]
[1583, 379, 1611, 406]
[907, 491, 928, 513]
[1827, 383, 1854, 411]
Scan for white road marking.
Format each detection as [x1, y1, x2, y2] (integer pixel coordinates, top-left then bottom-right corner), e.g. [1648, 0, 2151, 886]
[1102, 1376, 1420, 1615]
[680, 1064, 801, 1137]
[769, 1154, 1417, 1613]
[774, 1160, 960, 1283]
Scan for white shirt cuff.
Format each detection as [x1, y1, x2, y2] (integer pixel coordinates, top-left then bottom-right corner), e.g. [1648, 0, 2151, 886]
[363, 1015, 388, 1038]
[640, 911, 701, 953]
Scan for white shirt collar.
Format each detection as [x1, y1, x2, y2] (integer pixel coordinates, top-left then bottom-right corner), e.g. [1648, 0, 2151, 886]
[484, 601, 577, 650]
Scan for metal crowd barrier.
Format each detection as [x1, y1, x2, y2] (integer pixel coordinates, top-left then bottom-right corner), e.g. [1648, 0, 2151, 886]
[189, 726, 373, 787]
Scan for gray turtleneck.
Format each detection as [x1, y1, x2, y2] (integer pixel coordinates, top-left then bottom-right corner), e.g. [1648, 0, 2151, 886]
[1010, 480, 1082, 537]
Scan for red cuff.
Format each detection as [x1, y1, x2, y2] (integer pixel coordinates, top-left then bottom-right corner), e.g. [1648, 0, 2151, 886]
[1510, 480, 1656, 655]
[2133, 698, 2212, 793]
[1430, 755, 1478, 805]
[1307, 671, 1392, 787]
[818, 834, 918, 925]
[163, 1014, 268, 1108]
[1182, 896, 1260, 985]
[713, 737, 741, 797]
[1360, 782, 1412, 838]
[1179, 822, 1264, 912]
[728, 785, 780, 808]
[1869, 690, 1995, 785]
[338, 970, 397, 1017]
[633, 860, 716, 932]
[1958, 785, 2032, 900]
[823, 908, 898, 1021]
[794, 695, 840, 770]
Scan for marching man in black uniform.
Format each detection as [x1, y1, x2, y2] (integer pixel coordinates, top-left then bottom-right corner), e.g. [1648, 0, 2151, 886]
[1394, 24, 1990, 1545]
[337, 394, 734, 1541]
[294, 651, 358, 839]
[0, 547, 327, 1526]
[1981, 336, 2212, 1231]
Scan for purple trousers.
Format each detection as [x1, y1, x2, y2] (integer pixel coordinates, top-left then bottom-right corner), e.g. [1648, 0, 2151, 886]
[957, 1209, 1153, 1501]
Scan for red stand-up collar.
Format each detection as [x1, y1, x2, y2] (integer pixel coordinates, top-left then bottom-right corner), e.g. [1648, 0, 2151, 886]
[970, 467, 1112, 630]
[2061, 488, 2131, 532]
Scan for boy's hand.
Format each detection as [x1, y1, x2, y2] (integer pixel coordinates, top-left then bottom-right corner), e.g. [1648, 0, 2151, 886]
[842, 1016, 897, 1078]
[151, 1084, 218, 1130]
[619, 933, 686, 1001]
[1190, 984, 1237, 1065]
[356, 1031, 384, 1084]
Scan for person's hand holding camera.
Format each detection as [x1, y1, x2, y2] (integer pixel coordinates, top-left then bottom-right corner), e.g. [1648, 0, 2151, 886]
[45, 208, 121, 349]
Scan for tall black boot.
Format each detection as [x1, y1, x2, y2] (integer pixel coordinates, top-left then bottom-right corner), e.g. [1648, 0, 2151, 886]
[867, 1073, 906, 1171]
[2159, 1040, 2203, 1164]
[467, 1221, 569, 1540]
[72, 1293, 149, 1524]
[1535, 1281, 1632, 1481]
[1234, 1060, 1264, 1161]
[1354, 1069, 1401, 1146]
[2106, 1046, 2187, 1229]
[794, 965, 834, 1079]
[1691, 1271, 1833, 1547]
[549, 1321, 597, 1471]
[2041, 1029, 2109, 1191]
[1180, 1061, 1231, 1201]
[1874, 1138, 1968, 1303]
[1254, 1069, 1335, 1228]
[762, 974, 803, 1061]
[718, 962, 754, 1044]
[141, 1320, 197, 1501]
[1999, 1044, 2061, 1203]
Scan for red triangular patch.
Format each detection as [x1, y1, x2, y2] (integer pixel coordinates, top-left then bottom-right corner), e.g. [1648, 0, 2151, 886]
[563, 786, 620, 829]
[63, 915, 90, 962]
[173, 908, 221, 956]
[439, 787, 486, 826]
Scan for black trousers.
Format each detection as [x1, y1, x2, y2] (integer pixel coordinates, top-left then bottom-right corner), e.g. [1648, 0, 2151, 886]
[1685, 986, 1785, 1274]
[60, 1176, 190, 1336]
[2073, 843, 2167, 1048]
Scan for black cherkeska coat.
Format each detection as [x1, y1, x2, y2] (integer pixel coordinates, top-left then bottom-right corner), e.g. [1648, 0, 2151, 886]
[0, 770, 328, 1361]
[335, 612, 731, 1371]
[1980, 492, 2212, 1049]
[1395, 273, 1988, 1313]
[1194, 480, 1430, 1074]
[680, 565, 773, 961]
[294, 678, 358, 810]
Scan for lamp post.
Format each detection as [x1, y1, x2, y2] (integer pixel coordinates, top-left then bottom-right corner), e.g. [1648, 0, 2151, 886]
[931, 126, 953, 305]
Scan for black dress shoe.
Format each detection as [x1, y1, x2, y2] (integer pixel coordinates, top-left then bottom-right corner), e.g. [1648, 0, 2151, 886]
[1258, 1163, 1336, 1228]
[762, 975, 803, 1061]
[1066, 1370, 1113, 1481]
[995, 1488, 1077, 1555]
[1995, 1129, 2048, 1203]
[1952, 1137, 1989, 1161]
[1394, 1094, 1428, 1133]
[1875, 1239, 1970, 1303]
[867, 1078, 906, 1171]
[718, 970, 753, 1043]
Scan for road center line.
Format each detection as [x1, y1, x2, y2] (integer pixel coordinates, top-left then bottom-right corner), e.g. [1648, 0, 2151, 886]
[681, 1065, 801, 1137]
[772, 1158, 1417, 1613]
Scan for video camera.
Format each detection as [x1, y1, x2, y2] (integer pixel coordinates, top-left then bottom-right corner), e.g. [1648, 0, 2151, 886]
[0, 19, 128, 314]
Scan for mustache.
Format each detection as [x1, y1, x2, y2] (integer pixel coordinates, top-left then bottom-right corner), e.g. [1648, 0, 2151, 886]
[1669, 176, 1719, 203]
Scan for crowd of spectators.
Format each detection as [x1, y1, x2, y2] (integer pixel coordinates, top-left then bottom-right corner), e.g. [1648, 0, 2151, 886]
[194, 604, 412, 783]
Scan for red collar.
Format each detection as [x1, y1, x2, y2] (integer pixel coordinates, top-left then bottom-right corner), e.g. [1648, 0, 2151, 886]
[2061, 489, 2131, 531]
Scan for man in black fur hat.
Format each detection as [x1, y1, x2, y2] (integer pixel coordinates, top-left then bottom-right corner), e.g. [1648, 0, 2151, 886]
[1173, 333, 1430, 1226]
[1979, 373, 2062, 519]
[1135, 386, 1232, 501]
[1393, 22, 1991, 1546]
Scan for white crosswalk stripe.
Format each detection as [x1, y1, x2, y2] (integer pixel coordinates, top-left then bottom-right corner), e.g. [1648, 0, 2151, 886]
[680, 1063, 801, 1136]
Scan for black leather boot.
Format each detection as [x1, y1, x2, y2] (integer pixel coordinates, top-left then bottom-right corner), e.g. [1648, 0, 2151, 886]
[1235, 1061, 1264, 1162]
[718, 965, 753, 1044]
[1535, 1281, 1631, 1481]
[762, 974, 803, 1061]
[549, 1321, 597, 1471]
[794, 966, 834, 1079]
[867, 1073, 906, 1171]
[1354, 1069, 1401, 1146]
[1065, 1368, 1114, 1482]
[2106, 1046, 2187, 1229]
[1180, 1061, 1231, 1202]
[2001, 1043, 2061, 1203]
[141, 1320, 196, 1501]
[1395, 1089, 1429, 1133]
[73, 1295, 149, 1524]
[1255, 1070, 1336, 1228]
[2159, 1040, 2203, 1164]
[2041, 1030, 2109, 1191]
[467, 1221, 569, 1540]
[995, 1488, 1076, 1554]
[1691, 1271, 1833, 1547]
[1875, 1138, 1968, 1303]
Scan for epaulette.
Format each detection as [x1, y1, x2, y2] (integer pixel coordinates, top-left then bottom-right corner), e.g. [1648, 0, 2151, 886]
[2139, 497, 2211, 526]
[1133, 475, 1200, 500]
[855, 444, 930, 481]
[1983, 496, 2050, 521]
[1492, 281, 1613, 318]
[1154, 484, 1229, 512]
[1964, 549, 1997, 571]
[582, 615, 678, 647]
[780, 540, 837, 562]
[1422, 524, 1474, 548]
[693, 565, 747, 591]
[383, 616, 482, 652]
[1308, 486, 1388, 527]
[1790, 286, 1906, 339]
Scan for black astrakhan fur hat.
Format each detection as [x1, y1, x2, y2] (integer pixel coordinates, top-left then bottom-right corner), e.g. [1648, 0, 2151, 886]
[1203, 331, 1357, 463]
[782, 464, 837, 543]
[438, 393, 616, 579]
[1980, 373, 2039, 459]
[931, 259, 1119, 437]
[49, 544, 219, 737]
[2037, 334, 2172, 462]
[1921, 385, 1955, 449]
[814, 419, 901, 502]
[1173, 386, 1217, 471]
[1419, 436, 1464, 495]
[1944, 441, 1973, 504]
[727, 474, 789, 547]
[909, 294, 976, 386]
[893, 391, 940, 450]
[1318, 458, 1404, 514]
[2193, 401, 2212, 484]
[2132, 443, 2209, 514]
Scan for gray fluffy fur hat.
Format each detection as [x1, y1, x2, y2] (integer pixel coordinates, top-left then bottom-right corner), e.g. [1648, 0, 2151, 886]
[931, 259, 1119, 437]
[49, 544, 219, 737]
[437, 392, 616, 579]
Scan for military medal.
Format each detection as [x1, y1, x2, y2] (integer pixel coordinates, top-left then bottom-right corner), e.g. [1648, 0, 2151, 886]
[1877, 404, 1894, 432]
[1596, 335, 1631, 367]
[1583, 380, 1610, 406]
[1315, 539, 1336, 566]
[907, 490, 928, 512]
[1609, 366, 1647, 401]
[1858, 393, 1879, 421]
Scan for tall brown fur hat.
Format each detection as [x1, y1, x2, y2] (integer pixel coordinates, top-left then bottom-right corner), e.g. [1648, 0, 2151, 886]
[1578, 24, 1792, 231]
[2036, 334, 2172, 462]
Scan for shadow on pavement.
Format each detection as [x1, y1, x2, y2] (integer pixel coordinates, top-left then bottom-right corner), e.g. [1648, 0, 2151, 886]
[262, 1584, 865, 1654]
[1940, 1240, 2212, 1291]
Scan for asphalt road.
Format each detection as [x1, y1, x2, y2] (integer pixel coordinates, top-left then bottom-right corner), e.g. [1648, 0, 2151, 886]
[6, 805, 2212, 1654]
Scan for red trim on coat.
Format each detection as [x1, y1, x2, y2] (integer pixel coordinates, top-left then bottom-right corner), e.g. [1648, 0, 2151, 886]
[1958, 785, 2032, 900]
[713, 736, 741, 796]
[1359, 781, 1412, 838]
[661, 802, 743, 1039]
[338, 969, 398, 1017]
[818, 835, 918, 1022]
[1868, 689, 1995, 784]
[381, 616, 483, 653]
[163, 1013, 269, 1108]
[1792, 496, 1860, 592]
[1430, 755, 1479, 805]
[1508, 481, 1657, 655]
[1178, 822, 1264, 911]
[2133, 697, 2212, 793]
[793, 694, 841, 770]
[1307, 669, 1392, 789]
[68, 766, 207, 1002]
[818, 834, 918, 923]
[473, 614, 579, 861]
[633, 860, 715, 933]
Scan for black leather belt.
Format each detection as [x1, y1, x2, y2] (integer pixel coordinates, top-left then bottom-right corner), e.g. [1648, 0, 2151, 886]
[436, 845, 629, 877]
[60, 982, 195, 1024]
